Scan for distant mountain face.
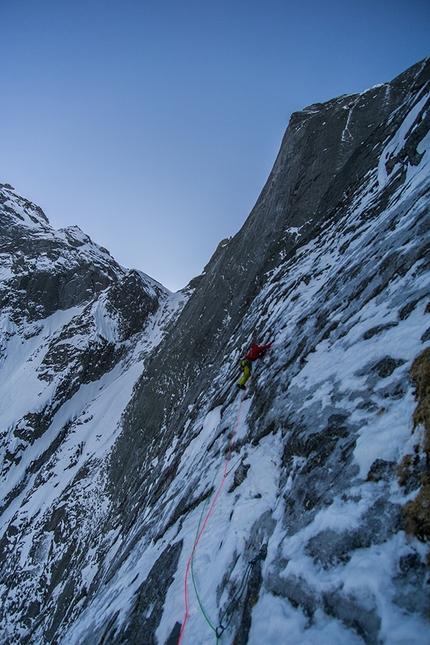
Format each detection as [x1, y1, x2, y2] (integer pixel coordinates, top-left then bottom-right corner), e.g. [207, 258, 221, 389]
[1, 57, 429, 645]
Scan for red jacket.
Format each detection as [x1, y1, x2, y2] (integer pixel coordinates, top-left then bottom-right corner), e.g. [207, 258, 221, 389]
[245, 343, 273, 362]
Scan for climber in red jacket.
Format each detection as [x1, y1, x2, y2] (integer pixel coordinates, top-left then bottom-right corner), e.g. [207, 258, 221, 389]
[237, 342, 273, 389]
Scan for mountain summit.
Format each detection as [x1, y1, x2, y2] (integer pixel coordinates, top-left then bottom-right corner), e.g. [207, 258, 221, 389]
[1, 57, 430, 645]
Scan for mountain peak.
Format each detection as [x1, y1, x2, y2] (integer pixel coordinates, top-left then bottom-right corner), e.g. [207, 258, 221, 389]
[0, 182, 50, 228]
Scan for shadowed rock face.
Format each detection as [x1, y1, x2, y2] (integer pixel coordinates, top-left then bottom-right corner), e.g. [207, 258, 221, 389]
[0, 58, 430, 645]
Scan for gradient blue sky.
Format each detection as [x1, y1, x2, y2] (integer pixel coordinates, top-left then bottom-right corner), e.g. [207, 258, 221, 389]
[1, 1, 429, 290]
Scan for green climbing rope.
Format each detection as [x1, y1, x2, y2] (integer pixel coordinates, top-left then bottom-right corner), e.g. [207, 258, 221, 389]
[190, 461, 223, 639]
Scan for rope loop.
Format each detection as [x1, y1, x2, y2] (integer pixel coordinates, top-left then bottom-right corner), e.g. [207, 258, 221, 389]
[215, 625, 226, 639]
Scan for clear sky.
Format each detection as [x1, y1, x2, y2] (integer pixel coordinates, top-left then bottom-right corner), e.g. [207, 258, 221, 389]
[1, 0, 429, 291]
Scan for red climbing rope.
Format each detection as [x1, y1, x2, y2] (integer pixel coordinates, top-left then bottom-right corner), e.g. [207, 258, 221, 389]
[177, 389, 248, 644]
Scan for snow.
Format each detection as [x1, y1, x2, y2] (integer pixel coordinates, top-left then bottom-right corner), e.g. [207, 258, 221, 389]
[92, 298, 119, 343]
[0, 272, 186, 542]
[0, 307, 80, 427]
[378, 93, 429, 188]
[249, 595, 365, 645]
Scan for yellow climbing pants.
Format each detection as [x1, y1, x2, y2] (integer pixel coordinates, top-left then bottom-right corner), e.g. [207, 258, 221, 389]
[238, 359, 251, 387]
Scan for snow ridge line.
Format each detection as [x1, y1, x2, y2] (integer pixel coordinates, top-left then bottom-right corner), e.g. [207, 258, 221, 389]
[178, 388, 248, 644]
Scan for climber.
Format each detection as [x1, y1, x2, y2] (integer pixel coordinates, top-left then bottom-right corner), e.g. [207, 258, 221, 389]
[237, 341, 273, 390]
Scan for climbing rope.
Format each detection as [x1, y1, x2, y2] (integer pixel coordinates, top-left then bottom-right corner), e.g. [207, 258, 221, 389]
[215, 547, 267, 640]
[215, 560, 253, 640]
[190, 463, 223, 638]
[177, 388, 248, 644]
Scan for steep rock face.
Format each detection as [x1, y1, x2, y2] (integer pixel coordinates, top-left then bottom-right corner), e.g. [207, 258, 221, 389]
[104, 57, 430, 644]
[0, 57, 430, 645]
[110, 58, 430, 518]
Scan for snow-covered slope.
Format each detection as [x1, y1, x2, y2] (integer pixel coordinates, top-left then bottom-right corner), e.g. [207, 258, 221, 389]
[0, 186, 188, 643]
[1, 57, 430, 645]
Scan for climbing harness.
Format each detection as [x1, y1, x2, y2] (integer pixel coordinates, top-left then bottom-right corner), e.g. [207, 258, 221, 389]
[177, 388, 248, 644]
